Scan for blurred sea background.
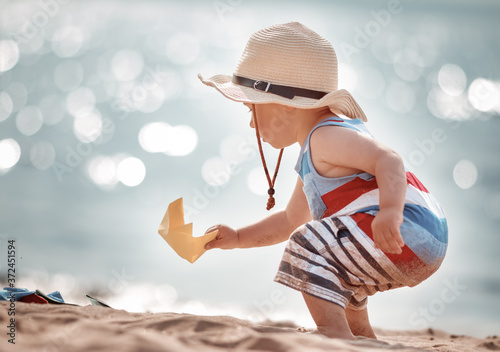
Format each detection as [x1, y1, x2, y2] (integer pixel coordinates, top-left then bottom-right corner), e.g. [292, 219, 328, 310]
[1, 0, 499, 338]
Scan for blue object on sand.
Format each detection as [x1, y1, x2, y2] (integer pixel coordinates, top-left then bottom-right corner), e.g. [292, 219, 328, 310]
[0, 287, 36, 301]
[47, 290, 64, 303]
[35, 289, 67, 304]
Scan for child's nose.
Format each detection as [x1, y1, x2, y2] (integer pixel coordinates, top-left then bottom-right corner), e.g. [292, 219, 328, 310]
[249, 118, 255, 129]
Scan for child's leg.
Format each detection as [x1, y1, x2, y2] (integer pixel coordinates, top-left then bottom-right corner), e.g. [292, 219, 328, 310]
[345, 306, 377, 339]
[302, 292, 354, 340]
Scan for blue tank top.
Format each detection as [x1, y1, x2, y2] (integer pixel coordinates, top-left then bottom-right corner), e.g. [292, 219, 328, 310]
[295, 117, 447, 224]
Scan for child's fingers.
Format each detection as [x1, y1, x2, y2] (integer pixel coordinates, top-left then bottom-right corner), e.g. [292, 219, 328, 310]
[205, 240, 216, 250]
[204, 226, 221, 250]
[205, 225, 220, 235]
[374, 230, 393, 253]
[394, 229, 405, 247]
[205, 233, 224, 250]
[387, 226, 405, 249]
[387, 229, 403, 254]
[384, 228, 402, 253]
[376, 229, 402, 254]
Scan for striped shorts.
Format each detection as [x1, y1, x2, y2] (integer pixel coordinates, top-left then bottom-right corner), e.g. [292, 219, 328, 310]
[274, 212, 446, 310]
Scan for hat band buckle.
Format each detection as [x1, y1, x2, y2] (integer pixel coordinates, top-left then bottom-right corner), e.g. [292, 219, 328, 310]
[253, 80, 271, 92]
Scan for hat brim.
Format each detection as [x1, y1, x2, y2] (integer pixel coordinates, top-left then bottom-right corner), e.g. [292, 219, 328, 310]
[198, 73, 367, 122]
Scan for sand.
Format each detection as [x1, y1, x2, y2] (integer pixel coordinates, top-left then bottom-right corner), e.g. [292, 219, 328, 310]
[1, 301, 498, 352]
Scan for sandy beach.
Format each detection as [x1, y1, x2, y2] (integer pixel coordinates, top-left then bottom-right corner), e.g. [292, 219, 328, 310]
[1, 301, 498, 352]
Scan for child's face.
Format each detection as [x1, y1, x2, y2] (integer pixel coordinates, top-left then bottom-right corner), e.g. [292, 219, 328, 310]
[244, 103, 297, 149]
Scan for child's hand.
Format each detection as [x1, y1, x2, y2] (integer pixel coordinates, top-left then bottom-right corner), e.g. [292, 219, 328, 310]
[204, 224, 239, 250]
[371, 208, 405, 254]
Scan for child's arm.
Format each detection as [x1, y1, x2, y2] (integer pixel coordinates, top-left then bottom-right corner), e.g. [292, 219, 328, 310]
[310, 126, 407, 254]
[204, 177, 311, 250]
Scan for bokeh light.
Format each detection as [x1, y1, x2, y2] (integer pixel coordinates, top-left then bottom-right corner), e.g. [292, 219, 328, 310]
[52, 272, 77, 294]
[0, 40, 20, 72]
[164, 125, 198, 156]
[427, 88, 473, 120]
[30, 141, 56, 171]
[139, 122, 172, 153]
[438, 64, 467, 96]
[413, 24, 444, 68]
[17, 32, 44, 56]
[16, 105, 43, 136]
[138, 122, 198, 156]
[107, 283, 178, 313]
[393, 48, 424, 82]
[87, 155, 119, 188]
[73, 110, 103, 143]
[201, 157, 231, 187]
[468, 78, 500, 112]
[136, 85, 165, 113]
[51, 25, 86, 58]
[247, 167, 267, 196]
[87, 73, 115, 103]
[39, 94, 66, 125]
[117, 156, 146, 187]
[66, 86, 96, 117]
[453, 159, 478, 189]
[111, 50, 144, 81]
[0, 91, 14, 122]
[0, 138, 21, 172]
[6, 82, 28, 113]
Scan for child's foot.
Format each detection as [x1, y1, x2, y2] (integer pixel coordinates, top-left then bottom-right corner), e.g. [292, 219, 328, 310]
[345, 307, 377, 339]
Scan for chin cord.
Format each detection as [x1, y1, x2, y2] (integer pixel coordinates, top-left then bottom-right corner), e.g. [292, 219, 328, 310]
[252, 104, 284, 210]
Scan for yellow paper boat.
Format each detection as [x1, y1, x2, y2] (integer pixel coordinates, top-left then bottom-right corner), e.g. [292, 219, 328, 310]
[158, 198, 218, 263]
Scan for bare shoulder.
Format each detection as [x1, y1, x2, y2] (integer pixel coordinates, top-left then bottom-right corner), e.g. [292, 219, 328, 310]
[309, 125, 368, 177]
[308, 124, 397, 177]
[310, 124, 370, 153]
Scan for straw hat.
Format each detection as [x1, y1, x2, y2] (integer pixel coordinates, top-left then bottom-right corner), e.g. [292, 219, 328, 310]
[198, 21, 367, 122]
